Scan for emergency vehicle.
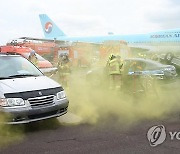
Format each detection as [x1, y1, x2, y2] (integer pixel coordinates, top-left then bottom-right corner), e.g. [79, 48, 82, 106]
[0, 45, 57, 74]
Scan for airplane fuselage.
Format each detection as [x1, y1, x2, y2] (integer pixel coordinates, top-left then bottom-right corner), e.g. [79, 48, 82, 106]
[49, 29, 180, 52]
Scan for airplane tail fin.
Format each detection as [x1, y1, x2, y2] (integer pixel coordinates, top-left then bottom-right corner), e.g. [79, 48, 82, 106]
[39, 14, 66, 39]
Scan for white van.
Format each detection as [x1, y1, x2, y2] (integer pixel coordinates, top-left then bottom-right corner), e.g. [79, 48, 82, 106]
[0, 53, 69, 124]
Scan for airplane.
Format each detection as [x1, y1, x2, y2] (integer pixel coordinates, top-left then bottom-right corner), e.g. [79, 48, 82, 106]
[20, 14, 180, 53]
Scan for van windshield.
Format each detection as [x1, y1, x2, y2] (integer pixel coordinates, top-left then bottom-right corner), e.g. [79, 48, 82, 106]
[0, 56, 43, 79]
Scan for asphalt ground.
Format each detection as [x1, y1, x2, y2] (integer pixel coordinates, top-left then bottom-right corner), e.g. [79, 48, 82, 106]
[0, 115, 180, 154]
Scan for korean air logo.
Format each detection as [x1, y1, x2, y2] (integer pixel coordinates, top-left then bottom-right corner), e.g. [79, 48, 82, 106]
[147, 125, 166, 147]
[45, 22, 53, 33]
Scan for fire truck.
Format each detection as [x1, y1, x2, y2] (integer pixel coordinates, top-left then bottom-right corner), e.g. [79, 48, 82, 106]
[0, 45, 57, 74]
[7, 40, 59, 64]
[7, 39, 131, 68]
[9, 40, 92, 67]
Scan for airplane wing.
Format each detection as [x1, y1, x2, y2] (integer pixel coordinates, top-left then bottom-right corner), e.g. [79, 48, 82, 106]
[18, 37, 102, 46]
[19, 37, 63, 42]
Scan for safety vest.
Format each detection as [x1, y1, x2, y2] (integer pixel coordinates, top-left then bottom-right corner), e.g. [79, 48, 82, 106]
[108, 58, 122, 75]
[58, 61, 71, 75]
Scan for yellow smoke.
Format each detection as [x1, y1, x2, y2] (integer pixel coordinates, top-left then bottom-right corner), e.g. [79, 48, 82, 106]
[65, 68, 180, 126]
[0, 113, 24, 148]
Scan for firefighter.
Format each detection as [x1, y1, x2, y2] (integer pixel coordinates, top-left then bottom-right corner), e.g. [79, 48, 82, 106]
[107, 54, 123, 90]
[130, 61, 143, 72]
[28, 50, 38, 66]
[57, 54, 71, 88]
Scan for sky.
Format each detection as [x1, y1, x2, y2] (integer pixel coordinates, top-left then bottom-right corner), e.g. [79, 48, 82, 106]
[0, 0, 180, 45]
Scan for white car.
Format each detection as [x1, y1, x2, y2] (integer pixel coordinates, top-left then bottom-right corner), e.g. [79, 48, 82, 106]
[0, 53, 69, 124]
